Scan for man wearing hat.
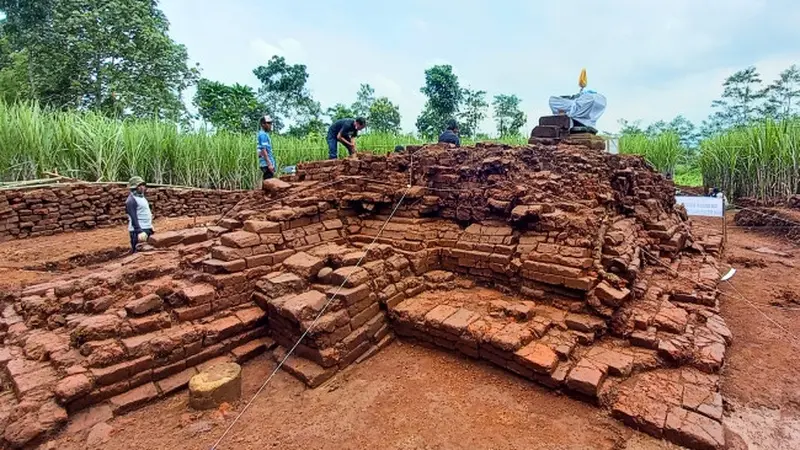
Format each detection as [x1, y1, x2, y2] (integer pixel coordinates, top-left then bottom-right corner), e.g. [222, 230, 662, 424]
[258, 115, 276, 180]
[126, 176, 153, 253]
[438, 119, 461, 147]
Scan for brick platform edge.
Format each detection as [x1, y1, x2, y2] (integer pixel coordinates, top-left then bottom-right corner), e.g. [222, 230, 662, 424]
[0, 183, 248, 242]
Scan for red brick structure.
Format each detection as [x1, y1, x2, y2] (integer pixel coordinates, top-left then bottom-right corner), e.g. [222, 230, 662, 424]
[1, 142, 729, 449]
[0, 184, 247, 242]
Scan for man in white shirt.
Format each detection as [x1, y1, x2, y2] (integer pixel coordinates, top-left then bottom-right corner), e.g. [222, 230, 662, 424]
[126, 176, 153, 253]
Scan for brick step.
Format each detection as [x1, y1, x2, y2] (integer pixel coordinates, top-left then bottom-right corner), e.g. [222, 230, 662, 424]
[65, 323, 271, 413]
[531, 125, 566, 139]
[538, 115, 571, 129]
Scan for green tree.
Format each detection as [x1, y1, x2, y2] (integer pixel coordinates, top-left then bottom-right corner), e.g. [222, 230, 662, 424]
[710, 66, 765, 128]
[762, 65, 800, 120]
[253, 55, 321, 131]
[416, 65, 462, 138]
[326, 103, 356, 123]
[0, 0, 199, 120]
[459, 88, 488, 138]
[0, 27, 34, 103]
[368, 97, 401, 133]
[492, 94, 526, 137]
[667, 115, 699, 149]
[617, 118, 644, 135]
[192, 79, 270, 133]
[286, 97, 325, 137]
[352, 83, 375, 118]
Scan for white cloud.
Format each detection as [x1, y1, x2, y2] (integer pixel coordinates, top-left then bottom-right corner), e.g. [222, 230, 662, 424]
[249, 38, 307, 63]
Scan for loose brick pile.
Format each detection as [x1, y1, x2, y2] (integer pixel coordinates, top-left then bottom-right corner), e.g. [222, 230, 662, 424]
[1, 142, 731, 449]
[0, 183, 247, 242]
[734, 207, 800, 244]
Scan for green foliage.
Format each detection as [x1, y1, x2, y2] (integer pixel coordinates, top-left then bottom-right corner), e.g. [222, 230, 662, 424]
[416, 65, 462, 138]
[619, 131, 683, 176]
[253, 55, 322, 130]
[709, 66, 765, 130]
[352, 83, 375, 119]
[0, 0, 198, 120]
[326, 103, 356, 123]
[762, 65, 800, 120]
[193, 79, 269, 133]
[459, 88, 488, 138]
[699, 118, 800, 200]
[368, 97, 401, 134]
[492, 94, 526, 138]
[0, 102, 528, 189]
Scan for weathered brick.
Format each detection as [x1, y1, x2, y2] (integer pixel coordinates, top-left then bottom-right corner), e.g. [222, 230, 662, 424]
[350, 303, 380, 330]
[220, 231, 261, 248]
[109, 382, 159, 415]
[244, 220, 281, 234]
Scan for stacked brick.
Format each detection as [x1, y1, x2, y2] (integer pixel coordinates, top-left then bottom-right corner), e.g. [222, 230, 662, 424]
[1, 141, 733, 449]
[199, 211, 347, 275]
[734, 207, 800, 244]
[250, 244, 402, 387]
[0, 252, 274, 448]
[0, 183, 246, 242]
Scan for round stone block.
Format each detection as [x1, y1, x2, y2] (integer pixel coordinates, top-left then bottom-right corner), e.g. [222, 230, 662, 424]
[188, 362, 242, 410]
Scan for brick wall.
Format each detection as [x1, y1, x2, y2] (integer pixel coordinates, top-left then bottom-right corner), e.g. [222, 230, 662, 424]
[0, 183, 248, 242]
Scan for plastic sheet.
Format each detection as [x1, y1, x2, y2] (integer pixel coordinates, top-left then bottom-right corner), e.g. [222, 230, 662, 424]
[548, 91, 607, 128]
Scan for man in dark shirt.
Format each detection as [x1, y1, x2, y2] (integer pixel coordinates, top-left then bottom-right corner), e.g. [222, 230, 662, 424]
[438, 119, 461, 147]
[327, 117, 367, 159]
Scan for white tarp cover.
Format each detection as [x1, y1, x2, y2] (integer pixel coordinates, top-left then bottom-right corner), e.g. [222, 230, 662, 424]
[549, 91, 607, 128]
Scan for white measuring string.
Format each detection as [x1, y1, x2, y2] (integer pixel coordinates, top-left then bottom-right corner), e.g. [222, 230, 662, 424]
[638, 247, 799, 343]
[209, 186, 411, 450]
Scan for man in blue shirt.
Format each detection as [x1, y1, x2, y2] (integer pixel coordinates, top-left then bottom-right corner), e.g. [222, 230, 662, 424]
[257, 115, 276, 180]
[326, 117, 367, 159]
[438, 119, 461, 147]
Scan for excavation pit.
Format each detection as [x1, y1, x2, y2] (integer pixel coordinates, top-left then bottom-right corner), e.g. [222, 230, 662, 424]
[0, 141, 731, 449]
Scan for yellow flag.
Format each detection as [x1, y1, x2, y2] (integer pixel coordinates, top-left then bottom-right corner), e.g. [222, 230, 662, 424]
[579, 68, 588, 88]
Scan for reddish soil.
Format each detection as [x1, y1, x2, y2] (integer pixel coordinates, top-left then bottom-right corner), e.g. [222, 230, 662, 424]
[0, 216, 216, 291]
[46, 344, 679, 450]
[692, 214, 800, 450]
[7, 212, 800, 450]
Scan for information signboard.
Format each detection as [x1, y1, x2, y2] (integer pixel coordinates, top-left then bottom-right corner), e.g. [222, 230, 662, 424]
[675, 196, 724, 218]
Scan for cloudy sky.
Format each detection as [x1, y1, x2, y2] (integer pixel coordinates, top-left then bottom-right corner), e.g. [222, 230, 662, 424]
[161, 0, 800, 134]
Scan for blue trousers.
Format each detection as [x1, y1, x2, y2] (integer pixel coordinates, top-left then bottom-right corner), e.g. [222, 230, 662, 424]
[327, 137, 339, 159]
[327, 137, 353, 159]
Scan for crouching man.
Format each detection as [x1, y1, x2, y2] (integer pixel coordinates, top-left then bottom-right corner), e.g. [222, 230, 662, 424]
[327, 117, 367, 159]
[126, 176, 154, 253]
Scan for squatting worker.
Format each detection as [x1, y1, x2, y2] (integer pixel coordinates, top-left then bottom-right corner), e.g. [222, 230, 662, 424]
[327, 117, 367, 159]
[258, 115, 276, 180]
[126, 176, 153, 254]
[438, 119, 461, 147]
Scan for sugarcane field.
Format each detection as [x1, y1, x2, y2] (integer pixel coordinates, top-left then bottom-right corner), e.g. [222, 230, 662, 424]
[1, 2, 800, 450]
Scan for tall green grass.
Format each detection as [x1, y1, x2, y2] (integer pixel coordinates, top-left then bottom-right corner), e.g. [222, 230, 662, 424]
[0, 102, 525, 189]
[699, 119, 800, 200]
[619, 131, 684, 176]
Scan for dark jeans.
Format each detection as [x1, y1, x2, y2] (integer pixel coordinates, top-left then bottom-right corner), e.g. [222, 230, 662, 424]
[260, 166, 274, 180]
[327, 137, 353, 159]
[129, 228, 153, 253]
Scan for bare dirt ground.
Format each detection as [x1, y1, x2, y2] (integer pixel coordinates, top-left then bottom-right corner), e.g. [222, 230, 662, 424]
[692, 214, 800, 450]
[0, 216, 217, 291]
[46, 344, 680, 450]
[3, 211, 799, 450]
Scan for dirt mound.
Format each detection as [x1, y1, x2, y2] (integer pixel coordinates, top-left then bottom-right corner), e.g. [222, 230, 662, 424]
[734, 207, 800, 243]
